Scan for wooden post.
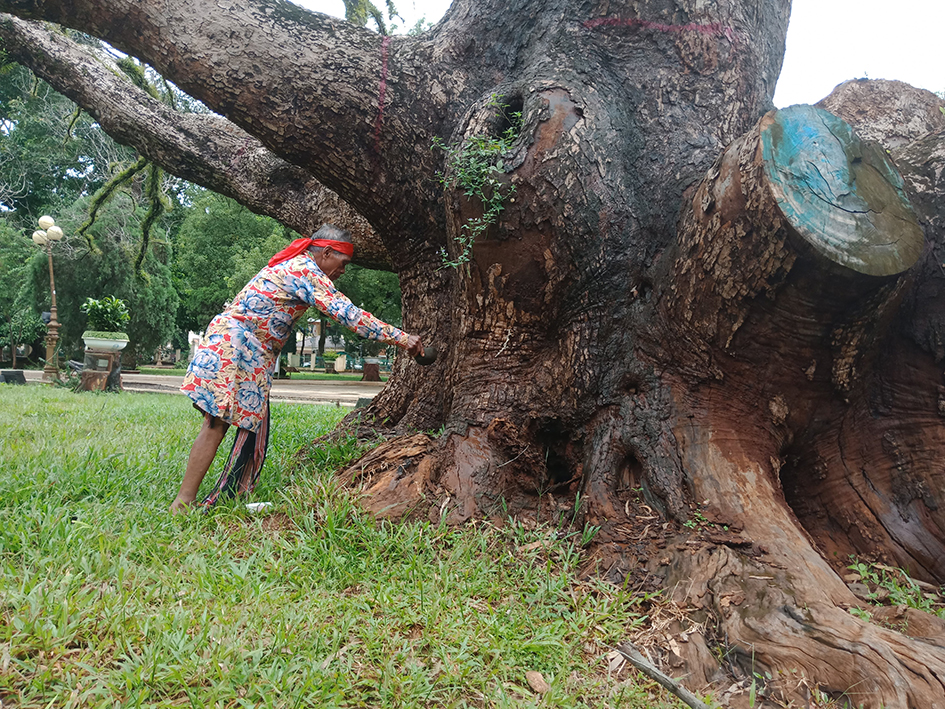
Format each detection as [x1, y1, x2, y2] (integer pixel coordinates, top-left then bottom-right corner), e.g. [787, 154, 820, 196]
[361, 362, 381, 381]
[80, 350, 123, 392]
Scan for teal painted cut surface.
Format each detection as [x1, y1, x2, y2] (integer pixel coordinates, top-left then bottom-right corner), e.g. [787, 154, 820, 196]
[761, 105, 923, 277]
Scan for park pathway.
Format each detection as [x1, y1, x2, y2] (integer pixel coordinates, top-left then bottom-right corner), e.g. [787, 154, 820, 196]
[19, 370, 384, 408]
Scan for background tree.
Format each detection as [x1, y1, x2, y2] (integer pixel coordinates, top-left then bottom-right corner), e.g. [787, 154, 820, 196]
[340, 0, 399, 35]
[0, 219, 43, 366]
[2, 1, 945, 704]
[0, 62, 120, 220]
[23, 191, 179, 363]
[171, 190, 286, 334]
[0, 59, 182, 365]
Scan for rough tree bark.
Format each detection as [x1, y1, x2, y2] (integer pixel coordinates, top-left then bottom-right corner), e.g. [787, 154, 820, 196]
[3, 1, 945, 705]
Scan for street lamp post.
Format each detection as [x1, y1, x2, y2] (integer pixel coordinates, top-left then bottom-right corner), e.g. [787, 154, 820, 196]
[32, 215, 64, 382]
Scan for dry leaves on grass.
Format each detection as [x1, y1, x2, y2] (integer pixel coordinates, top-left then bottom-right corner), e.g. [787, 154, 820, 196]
[525, 670, 551, 694]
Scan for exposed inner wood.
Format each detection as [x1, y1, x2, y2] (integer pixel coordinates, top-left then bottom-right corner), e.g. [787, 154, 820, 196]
[761, 105, 923, 276]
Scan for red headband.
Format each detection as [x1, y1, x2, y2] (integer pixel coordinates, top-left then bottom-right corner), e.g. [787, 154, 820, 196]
[268, 237, 354, 267]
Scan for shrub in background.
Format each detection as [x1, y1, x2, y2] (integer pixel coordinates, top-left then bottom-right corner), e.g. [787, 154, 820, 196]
[81, 295, 130, 334]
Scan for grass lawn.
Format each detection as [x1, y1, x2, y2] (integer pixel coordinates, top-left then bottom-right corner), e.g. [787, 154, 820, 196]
[0, 385, 682, 708]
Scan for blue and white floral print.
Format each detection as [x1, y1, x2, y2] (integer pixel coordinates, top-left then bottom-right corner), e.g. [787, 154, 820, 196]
[283, 274, 316, 303]
[190, 386, 220, 417]
[250, 276, 281, 295]
[328, 299, 361, 327]
[230, 325, 261, 353]
[242, 291, 275, 316]
[267, 311, 293, 341]
[237, 381, 265, 413]
[189, 348, 221, 379]
[232, 343, 265, 372]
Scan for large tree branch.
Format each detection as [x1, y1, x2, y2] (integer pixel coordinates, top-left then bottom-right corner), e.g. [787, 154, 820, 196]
[817, 79, 945, 152]
[816, 80, 945, 363]
[815, 79, 945, 232]
[0, 0, 446, 235]
[0, 14, 392, 270]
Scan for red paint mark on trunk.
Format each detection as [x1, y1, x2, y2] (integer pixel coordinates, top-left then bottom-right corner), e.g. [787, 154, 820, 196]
[375, 35, 391, 160]
[583, 17, 737, 43]
[233, 138, 254, 165]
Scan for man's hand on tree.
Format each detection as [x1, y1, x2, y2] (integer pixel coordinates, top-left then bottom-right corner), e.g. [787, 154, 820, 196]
[405, 334, 424, 358]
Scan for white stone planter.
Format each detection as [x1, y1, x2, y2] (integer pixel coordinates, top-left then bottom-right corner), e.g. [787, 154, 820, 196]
[82, 332, 129, 352]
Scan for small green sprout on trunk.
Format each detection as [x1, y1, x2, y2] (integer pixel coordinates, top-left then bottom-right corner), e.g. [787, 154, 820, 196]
[433, 95, 522, 269]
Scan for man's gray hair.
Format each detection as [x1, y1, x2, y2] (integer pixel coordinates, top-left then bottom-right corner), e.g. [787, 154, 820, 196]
[312, 224, 352, 244]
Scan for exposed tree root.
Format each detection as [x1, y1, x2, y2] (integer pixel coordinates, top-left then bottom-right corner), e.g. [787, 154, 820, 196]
[660, 543, 945, 708]
[332, 410, 945, 708]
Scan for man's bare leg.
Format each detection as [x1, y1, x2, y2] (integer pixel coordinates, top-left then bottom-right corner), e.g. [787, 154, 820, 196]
[171, 414, 229, 513]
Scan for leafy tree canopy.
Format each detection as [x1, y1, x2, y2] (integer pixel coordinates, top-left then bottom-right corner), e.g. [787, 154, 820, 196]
[0, 217, 32, 317]
[0, 64, 134, 223]
[172, 189, 291, 333]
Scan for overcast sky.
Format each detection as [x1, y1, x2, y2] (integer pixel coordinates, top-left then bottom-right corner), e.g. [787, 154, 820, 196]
[295, 0, 943, 107]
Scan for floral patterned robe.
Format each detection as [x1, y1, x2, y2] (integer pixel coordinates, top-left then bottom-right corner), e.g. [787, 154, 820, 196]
[181, 252, 408, 431]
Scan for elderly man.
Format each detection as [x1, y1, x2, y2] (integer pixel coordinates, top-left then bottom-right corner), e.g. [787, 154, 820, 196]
[171, 224, 422, 512]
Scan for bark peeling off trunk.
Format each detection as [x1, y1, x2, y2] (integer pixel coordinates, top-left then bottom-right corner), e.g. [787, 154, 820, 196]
[345, 420, 560, 525]
[343, 434, 438, 519]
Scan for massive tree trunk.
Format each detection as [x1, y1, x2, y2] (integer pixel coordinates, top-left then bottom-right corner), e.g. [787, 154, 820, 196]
[4, 1, 945, 705]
